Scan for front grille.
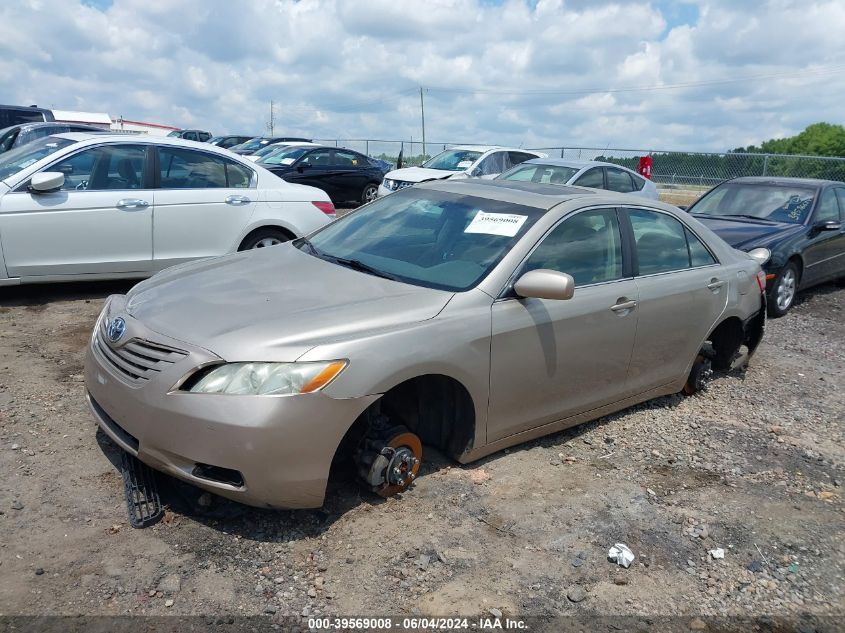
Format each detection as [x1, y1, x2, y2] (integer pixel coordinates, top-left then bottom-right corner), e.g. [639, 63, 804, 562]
[394, 180, 414, 190]
[95, 320, 188, 383]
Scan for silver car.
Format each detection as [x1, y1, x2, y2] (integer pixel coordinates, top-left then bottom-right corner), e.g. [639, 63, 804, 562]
[497, 158, 660, 199]
[85, 180, 766, 509]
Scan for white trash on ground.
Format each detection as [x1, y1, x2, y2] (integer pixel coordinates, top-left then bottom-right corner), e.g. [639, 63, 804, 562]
[709, 548, 725, 559]
[608, 543, 635, 568]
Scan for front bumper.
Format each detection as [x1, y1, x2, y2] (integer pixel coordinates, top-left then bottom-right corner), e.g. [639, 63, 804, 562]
[84, 307, 377, 509]
[376, 183, 392, 198]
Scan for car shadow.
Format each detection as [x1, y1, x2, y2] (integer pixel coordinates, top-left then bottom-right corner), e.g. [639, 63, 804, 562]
[0, 280, 139, 307]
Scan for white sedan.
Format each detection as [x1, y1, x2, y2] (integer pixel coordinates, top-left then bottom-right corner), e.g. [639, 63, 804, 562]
[496, 158, 660, 199]
[0, 133, 335, 286]
[378, 145, 545, 197]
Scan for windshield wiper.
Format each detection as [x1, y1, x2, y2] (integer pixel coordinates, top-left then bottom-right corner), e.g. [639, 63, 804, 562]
[327, 256, 402, 281]
[693, 213, 777, 224]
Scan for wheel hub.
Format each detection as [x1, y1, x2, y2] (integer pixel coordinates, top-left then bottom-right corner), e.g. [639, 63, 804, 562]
[355, 424, 422, 497]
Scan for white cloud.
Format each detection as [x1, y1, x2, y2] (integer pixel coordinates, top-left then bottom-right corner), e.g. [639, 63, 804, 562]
[0, 0, 843, 152]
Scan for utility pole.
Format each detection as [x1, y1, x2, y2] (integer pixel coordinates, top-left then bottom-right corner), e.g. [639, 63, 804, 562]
[419, 86, 426, 160]
[267, 100, 275, 136]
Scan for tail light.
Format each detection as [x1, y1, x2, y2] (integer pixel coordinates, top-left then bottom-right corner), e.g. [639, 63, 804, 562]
[755, 270, 766, 294]
[312, 201, 336, 216]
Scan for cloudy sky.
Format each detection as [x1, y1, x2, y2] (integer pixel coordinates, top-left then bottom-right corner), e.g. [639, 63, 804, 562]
[1, 0, 843, 153]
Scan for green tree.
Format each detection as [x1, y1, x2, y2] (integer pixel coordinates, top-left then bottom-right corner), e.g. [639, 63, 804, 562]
[733, 122, 845, 157]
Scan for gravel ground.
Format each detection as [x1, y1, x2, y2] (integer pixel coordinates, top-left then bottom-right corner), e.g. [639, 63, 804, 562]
[0, 280, 843, 627]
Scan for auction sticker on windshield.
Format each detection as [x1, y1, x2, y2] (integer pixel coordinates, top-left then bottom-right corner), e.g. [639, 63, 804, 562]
[464, 211, 527, 237]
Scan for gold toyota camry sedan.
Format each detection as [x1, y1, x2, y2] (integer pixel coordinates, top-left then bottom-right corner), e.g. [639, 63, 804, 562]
[85, 180, 766, 508]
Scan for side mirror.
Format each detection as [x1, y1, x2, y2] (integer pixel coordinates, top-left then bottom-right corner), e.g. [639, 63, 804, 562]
[297, 163, 312, 172]
[513, 269, 575, 301]
[813, 220, 841, 232]
[29, 172, 64, 193]
[677, 205, 688, 211]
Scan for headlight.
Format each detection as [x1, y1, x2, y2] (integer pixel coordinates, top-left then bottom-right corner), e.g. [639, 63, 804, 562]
[184, 360, 347, 396]
[383, 178, 394, 191]
[746, 247, 771, 265]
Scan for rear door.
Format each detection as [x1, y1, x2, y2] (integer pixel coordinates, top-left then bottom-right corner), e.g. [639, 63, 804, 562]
[623, 207, 726, 394]
[152, 146, 256, 269]
[0, 143, 153, 277]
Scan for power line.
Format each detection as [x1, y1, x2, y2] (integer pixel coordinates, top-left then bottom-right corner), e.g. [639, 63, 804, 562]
[423, 64, 845, 97]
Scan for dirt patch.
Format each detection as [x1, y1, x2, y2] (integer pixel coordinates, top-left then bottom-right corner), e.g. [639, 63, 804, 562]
[0, 280, 843, 622]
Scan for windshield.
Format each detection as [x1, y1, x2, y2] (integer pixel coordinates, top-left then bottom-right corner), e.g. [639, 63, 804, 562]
[690, 183, 816, 224]
[252, 143, 287, 159]
[257, 146, 311, 166]
[0, 136, 74, 181]
[498, 163, 579, 185]
[238, 138, 270, 152]
[299, 188, 542, 291]
[207, 136, 224, 145]
[422, 149, 483, 171]
[166, 130, 181, 137]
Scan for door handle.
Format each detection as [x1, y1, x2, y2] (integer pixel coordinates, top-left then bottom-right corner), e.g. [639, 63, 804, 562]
[225, 195, 252, 205]
[707, 278, 727, 291]
[116, 198, 149, 211]
[610, 299, 638, 312]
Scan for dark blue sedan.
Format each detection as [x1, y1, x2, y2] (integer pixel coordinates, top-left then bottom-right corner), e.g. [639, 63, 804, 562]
[689, 177, 845, 316]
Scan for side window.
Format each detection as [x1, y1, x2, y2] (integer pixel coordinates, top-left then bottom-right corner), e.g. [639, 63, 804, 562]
[606, 168, 635, 193]
[574, 168, 603, 189]
[476, 152, 507, 176]
[629, 209, 691, 275]
[631, 174, 647, 191]
[508, 152, 536, 167]
[524, 208, 624, 286]
[334, 150, 362, 168]
[159, 147, 252, 188]
[301, 149, 334, 167]
[49, 145, 146, 191]
[686, 227, 717, 266]
[815, 188, 840, 223]
[834, 189, 845, 219]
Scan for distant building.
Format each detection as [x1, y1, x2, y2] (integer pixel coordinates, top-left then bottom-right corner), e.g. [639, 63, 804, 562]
[110, 117, 180, 136]
[52, 109, 112, 129]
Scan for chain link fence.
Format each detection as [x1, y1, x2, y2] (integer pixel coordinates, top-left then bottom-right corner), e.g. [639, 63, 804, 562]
[314, 139, 845, 205]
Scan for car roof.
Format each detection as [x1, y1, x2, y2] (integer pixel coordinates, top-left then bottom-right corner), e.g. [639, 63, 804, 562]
[1, 121, 101, 132]
[46, 133, 244, 150]
[729, 176, 844, 187]
[444, 145, 540, 154]
[521, 157, 634, 170]
[416, 177, 665, 210]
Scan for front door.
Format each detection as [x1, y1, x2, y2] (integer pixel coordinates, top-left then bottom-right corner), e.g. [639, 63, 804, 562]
[0, 143, 152, 277]
[488, 207, 638, 442]
[802, 187, 845, 285]
[285, 149, 337, 200]
[152, 146, 257, 269]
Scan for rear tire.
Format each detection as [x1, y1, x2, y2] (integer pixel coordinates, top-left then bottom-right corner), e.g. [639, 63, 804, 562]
[767, 262, 799, 317]
[361, 183, 378, 206]
[238, 228, 291, 251]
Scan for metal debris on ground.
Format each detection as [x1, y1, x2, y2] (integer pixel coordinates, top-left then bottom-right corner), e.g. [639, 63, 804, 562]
[607, 543, 635, 568]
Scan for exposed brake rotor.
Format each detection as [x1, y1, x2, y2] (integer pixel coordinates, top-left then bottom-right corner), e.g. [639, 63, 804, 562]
[354, 419, 422, 497]
[684, 354, 714, 395]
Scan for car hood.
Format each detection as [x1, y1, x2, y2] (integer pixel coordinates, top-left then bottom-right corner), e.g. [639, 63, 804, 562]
[386, 166, 463, 183]
[693, 216, 804, 250]
[124, 245, 454, 361]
